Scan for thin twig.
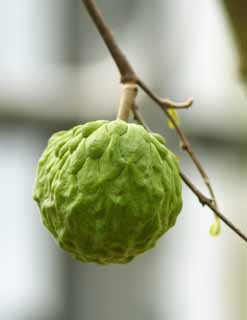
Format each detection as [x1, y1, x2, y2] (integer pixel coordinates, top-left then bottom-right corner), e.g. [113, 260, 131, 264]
[137, 79, 194, 109]
[81, 0, 247, 243]
[163, 97, 194, 109]
[137, 79, 220, 222]
[132, 104, 151, 131]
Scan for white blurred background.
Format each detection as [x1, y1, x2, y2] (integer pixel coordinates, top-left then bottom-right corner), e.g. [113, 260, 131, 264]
[0, 0, 246, 319]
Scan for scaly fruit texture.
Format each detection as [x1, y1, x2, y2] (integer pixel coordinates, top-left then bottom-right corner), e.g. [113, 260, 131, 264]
[33, 120, 182, 264]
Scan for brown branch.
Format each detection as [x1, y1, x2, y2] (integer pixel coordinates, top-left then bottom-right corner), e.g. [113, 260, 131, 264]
[81, 0, 247, 243]
[82, 0, 192, 109]
[82, 0, 137, 83]
[137, 79, 220, 219]
[180, 172, 247, 242]
[137, 79, 194, 109]
[133, 110, 247, 243]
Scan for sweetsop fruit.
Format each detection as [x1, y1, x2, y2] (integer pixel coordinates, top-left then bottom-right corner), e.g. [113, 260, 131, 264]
[33, 120, 182, 264]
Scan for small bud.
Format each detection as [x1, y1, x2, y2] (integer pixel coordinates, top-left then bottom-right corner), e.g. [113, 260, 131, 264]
[209, 216, 221, 237]
[168, 109, 180, 129]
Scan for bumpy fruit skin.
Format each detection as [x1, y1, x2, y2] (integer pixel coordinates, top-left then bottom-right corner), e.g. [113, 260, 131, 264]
[33, 120, 182, 264]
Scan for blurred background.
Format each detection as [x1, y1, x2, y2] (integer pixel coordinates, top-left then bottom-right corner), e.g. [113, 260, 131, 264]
[0, 0, 246, 319]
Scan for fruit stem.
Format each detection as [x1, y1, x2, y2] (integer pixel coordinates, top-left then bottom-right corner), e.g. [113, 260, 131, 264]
[117, 83, 138, 121]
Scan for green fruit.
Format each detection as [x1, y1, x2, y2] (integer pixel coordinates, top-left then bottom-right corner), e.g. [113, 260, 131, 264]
[33, 120, 182, 264]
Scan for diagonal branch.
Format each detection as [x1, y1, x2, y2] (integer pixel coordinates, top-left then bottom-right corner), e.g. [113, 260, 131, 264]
[132, 110, 247, 243]
[137, 79, 220, 229]
[180, 172, 247, 242]
[82, 0, 137, 83]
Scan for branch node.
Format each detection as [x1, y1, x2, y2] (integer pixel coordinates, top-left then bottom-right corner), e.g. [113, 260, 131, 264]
[180, 142, 188, 151]
[121, 74, 138, 84]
